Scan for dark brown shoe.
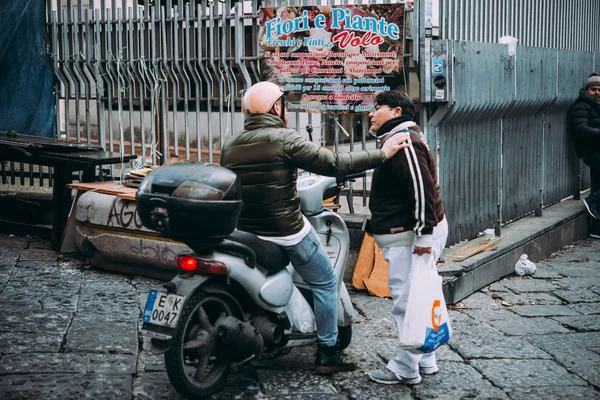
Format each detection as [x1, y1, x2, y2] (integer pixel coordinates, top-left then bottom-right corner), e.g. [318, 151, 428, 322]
[315, 345, 357, 374]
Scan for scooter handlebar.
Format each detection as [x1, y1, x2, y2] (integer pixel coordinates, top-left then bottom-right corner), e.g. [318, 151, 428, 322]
[337, 172, 366, 184]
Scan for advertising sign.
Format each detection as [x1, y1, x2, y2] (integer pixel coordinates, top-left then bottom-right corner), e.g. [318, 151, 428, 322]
[259, 5, 405, 114]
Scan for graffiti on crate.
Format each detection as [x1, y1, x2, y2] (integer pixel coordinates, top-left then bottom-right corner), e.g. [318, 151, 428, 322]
[107, 198, 145, 229]
[260, 4, 405, 114]
[128, 239, 177, 263]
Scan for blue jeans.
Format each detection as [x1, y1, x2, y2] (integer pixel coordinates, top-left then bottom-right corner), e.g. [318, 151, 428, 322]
[280, 227, 338, 347]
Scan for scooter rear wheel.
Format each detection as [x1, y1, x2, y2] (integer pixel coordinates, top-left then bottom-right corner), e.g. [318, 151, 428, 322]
[164, 290, 241, 398]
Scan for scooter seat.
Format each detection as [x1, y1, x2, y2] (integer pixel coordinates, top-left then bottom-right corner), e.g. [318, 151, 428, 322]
[228, 230, 290, 274]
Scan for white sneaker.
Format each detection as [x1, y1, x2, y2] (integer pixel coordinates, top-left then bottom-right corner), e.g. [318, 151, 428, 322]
[419, 365, 440, 375]
[367, 368, 422, 385]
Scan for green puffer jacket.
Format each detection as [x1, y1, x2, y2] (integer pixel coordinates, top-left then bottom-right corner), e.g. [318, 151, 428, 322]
[220, 113, 387, 237]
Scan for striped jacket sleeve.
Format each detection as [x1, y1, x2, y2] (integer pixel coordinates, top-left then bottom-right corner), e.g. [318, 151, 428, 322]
[392, 139, 439, 248]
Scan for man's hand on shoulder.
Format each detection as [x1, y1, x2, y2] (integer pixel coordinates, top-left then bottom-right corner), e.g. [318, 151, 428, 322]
[413, 246, 432, 256]
[382, 132, 411, 159]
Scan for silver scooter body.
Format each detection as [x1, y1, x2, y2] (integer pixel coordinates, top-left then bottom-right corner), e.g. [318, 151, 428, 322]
[143, 172, 354, 347]
[295, 172, 354, 327]
[140, 169, 357, 398]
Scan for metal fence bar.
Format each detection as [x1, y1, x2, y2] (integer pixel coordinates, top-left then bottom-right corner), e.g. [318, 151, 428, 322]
[165, 1, 179, 158]
[71, 8, 81, 143]
[158, 5, 168, 164]
[211, 0, 224, 160]
[186, 3, 200, 161]
[223, 0, 237, 140]
[174, 2, 189, 159]
[106, 6, 116, 156]
[114, 7, 125, 179]
[126, 7, 136, 158]
[61, 8, 73, 141]
[140, 1, 151, 164]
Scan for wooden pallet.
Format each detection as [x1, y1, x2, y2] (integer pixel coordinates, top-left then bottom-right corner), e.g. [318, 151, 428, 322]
[67, 181, 137, 201]
[446, 236, 502, 262]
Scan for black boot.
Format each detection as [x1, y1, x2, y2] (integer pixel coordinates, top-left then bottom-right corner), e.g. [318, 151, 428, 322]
[315, 345, 357, 374]
[590, 220, 600, 239]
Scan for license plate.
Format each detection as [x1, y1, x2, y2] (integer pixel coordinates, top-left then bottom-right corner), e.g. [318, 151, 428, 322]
[142, 290, 185, 329]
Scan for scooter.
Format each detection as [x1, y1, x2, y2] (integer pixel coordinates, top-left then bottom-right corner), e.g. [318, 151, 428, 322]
[138, 162, 360, 399]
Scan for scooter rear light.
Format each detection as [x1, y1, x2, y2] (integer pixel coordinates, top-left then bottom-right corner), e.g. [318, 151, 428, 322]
[175, 255, 227, 274]
[176, 255, 198, 272]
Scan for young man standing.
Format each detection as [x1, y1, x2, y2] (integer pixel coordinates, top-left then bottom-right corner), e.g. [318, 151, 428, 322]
[568, 72, 600, 238]
[365, 91, 448, 385]
[220, 82, 411, 374]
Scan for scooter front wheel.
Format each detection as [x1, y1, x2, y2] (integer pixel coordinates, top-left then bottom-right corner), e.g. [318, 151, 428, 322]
[164, 290, 241, 398]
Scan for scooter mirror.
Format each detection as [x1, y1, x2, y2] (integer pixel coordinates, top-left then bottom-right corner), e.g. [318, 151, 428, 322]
[306, 124, 313, 142]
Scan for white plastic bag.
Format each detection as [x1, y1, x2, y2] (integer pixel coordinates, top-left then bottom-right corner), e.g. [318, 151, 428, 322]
[284, 286, 316, 333]
[515, 254, 536, 276]
[399, 255, 452, 354]
[499, 35, 519, 57]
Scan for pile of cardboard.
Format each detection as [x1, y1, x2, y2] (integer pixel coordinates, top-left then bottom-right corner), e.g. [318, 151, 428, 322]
[122, 167, 155, 188]
[352, 234, 392, 298]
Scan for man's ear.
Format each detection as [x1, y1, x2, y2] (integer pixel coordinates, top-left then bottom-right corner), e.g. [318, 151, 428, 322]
[396, 107, 403, 117]
[271, 99, 282, 116]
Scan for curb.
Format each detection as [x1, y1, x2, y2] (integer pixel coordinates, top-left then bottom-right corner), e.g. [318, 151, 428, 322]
[341, 199, 590, 304]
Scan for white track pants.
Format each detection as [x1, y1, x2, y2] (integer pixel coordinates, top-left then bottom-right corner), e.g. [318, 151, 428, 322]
[381, 218, 448, 379]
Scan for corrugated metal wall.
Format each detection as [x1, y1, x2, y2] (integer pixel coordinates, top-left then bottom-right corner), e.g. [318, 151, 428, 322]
[543, 112, 587, 207]
[501, 114, 542, 223]
[440, 0, 600, 52]
[431, 39, 599, 245]
[437, 119, 500, 243]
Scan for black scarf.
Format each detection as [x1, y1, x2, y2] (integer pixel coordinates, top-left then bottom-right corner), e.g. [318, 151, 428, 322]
[580, 89, 600, 107]
[376, 115, 414, 137]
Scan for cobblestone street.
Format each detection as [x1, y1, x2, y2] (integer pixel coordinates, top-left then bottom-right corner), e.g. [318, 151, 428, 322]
[0, 233, 599, 399]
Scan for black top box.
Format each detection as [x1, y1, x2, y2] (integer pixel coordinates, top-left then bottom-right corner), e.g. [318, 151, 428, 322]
[136, 162, 243, 239]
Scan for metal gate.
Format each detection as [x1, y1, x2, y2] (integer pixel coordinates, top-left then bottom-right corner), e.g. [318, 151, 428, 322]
[42, 0, 378, 208]
[46, 0, 265, 167]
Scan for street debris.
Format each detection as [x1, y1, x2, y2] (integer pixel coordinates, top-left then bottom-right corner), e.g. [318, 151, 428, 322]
[515, 254, 536, 276]
[448, 302, 471, 311]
